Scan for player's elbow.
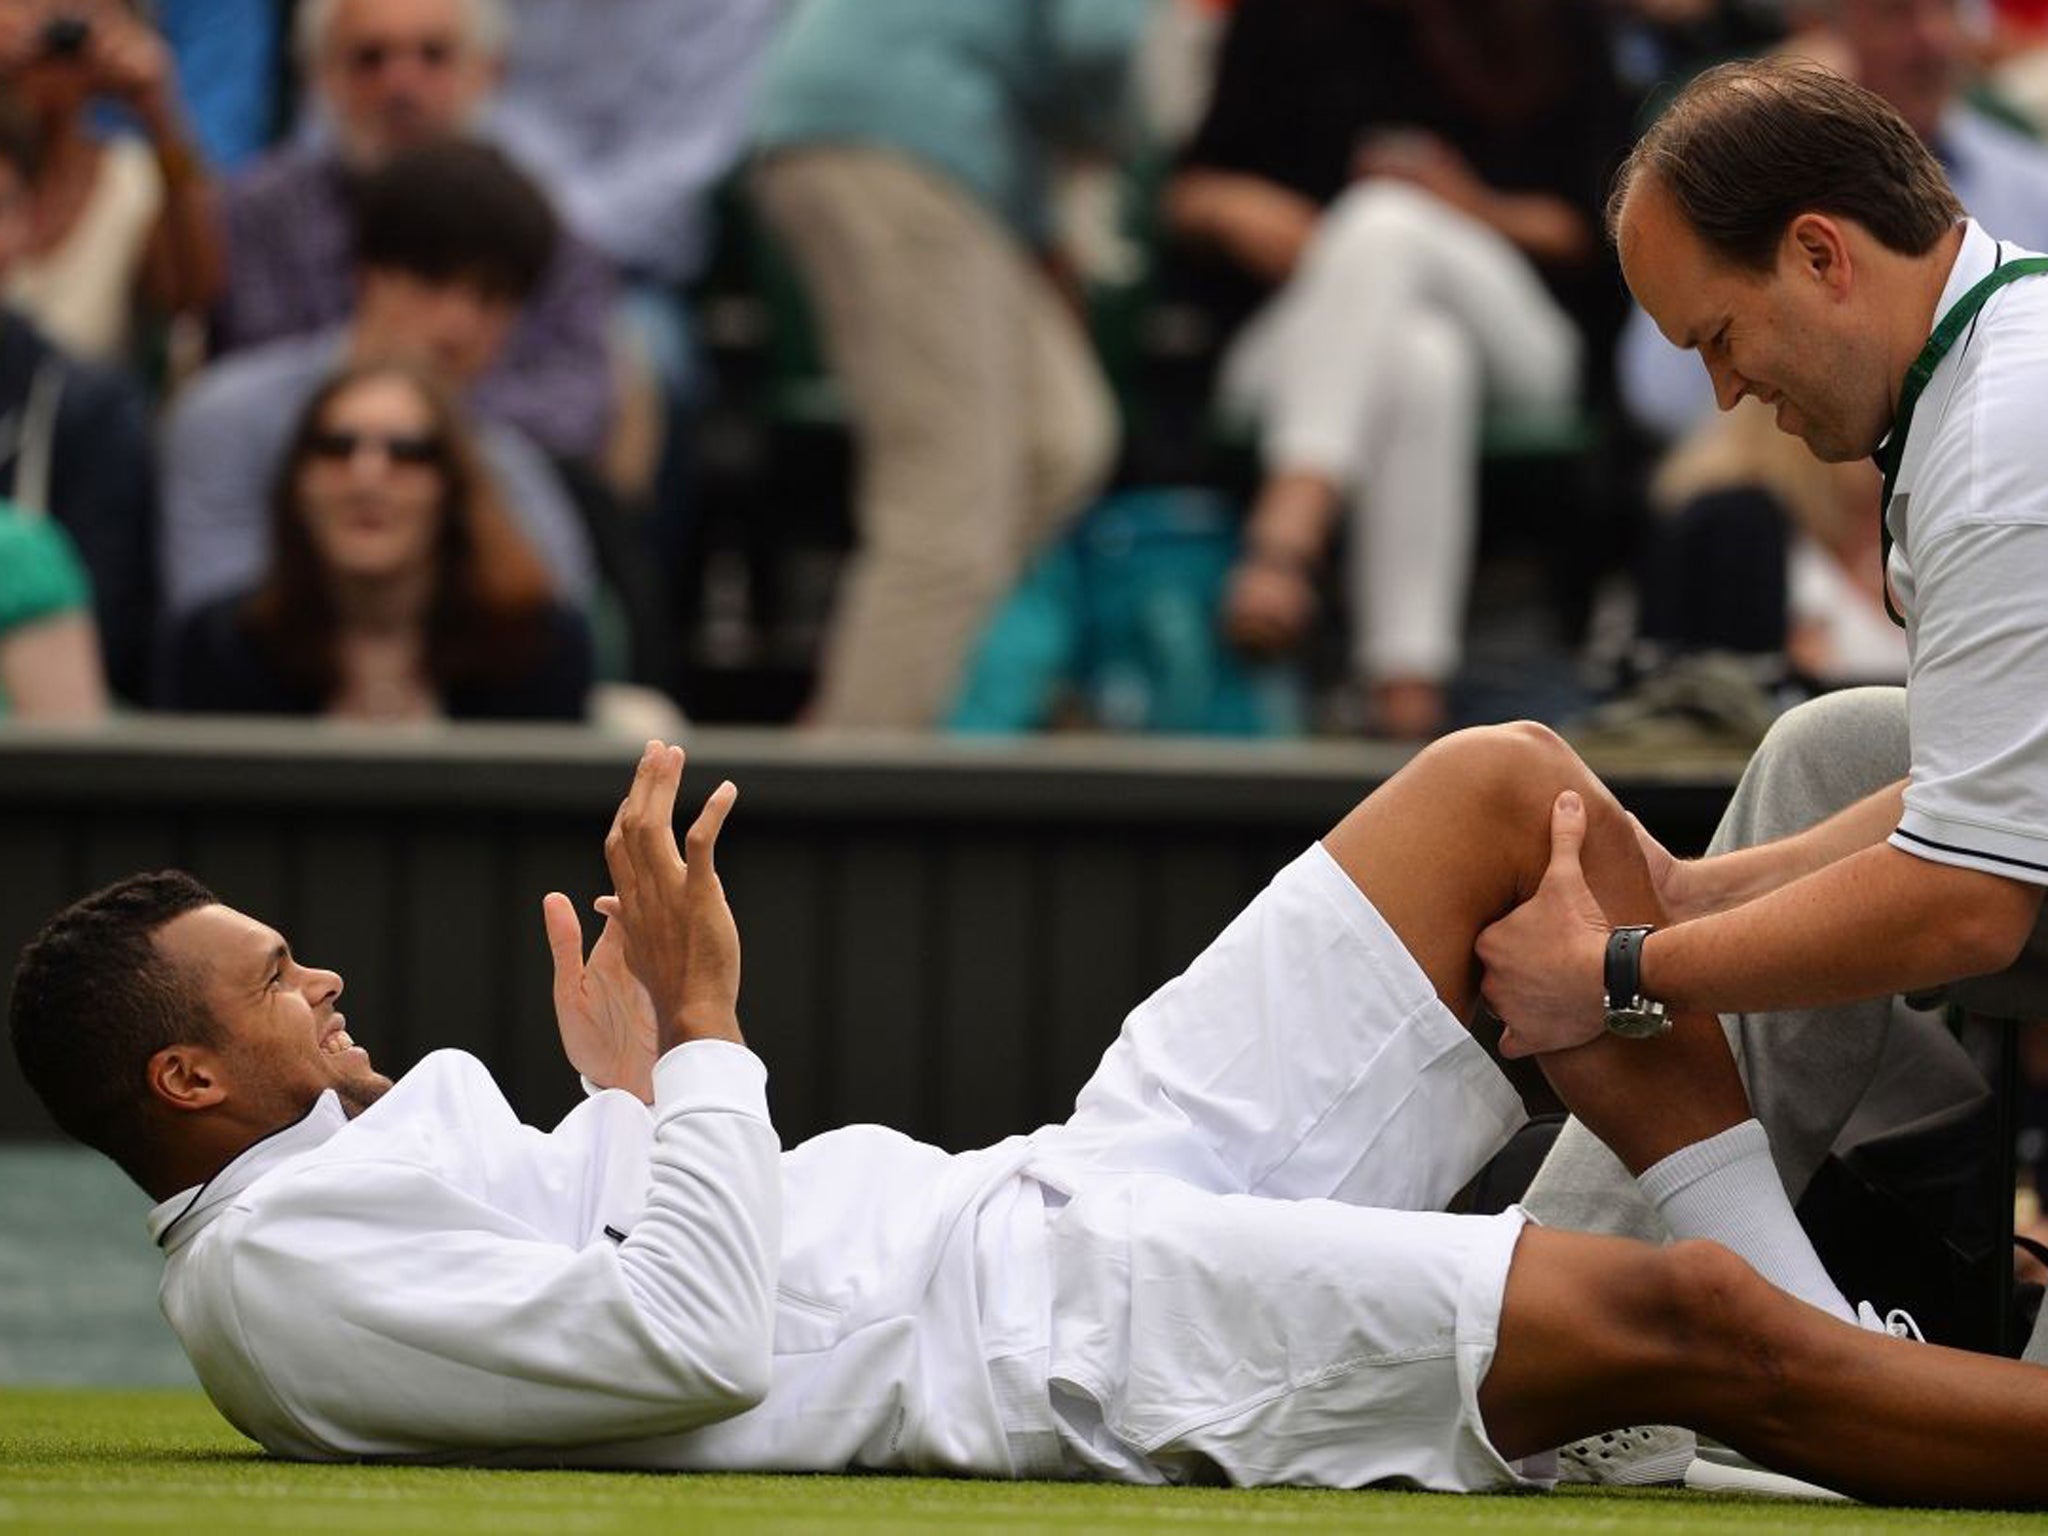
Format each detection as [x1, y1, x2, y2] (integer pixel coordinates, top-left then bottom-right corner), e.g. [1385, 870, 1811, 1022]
[705, 1330, 773, 1413]
[680, 1295, 775, 1414]
[624, 1269, 776, 1417]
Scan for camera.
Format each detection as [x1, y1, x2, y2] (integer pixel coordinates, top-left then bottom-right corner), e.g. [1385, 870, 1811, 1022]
[38, 14, 91, 61]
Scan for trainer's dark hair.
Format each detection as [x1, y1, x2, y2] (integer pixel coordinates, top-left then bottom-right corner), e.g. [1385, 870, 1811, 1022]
[9, 872, 219, 1185]
[1610, 57, 1963, 271]
[351, 137, 557, 303]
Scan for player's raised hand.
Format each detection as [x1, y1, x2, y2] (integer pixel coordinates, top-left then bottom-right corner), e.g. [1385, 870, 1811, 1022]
[542, 888, 658, 1102]
[602, 742, 745, 1053]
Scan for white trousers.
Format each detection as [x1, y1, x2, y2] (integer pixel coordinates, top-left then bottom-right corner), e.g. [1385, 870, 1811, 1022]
[1223, 181, 1581, 682]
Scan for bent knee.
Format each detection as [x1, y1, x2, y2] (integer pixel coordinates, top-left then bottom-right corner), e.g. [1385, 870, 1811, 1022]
[1411, 720, 1582, 810]
[1322, 179, 1452, 256]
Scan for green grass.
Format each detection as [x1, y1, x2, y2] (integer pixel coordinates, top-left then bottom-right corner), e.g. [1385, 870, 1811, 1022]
[3, 1388, 2046, 1535]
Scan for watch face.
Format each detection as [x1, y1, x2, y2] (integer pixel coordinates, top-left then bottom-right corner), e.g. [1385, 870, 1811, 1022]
[1604, 1005, 1671, 1039]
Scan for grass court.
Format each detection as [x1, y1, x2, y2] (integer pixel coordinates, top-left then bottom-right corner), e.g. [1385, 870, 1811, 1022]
[6, 1388, 2047, 1535]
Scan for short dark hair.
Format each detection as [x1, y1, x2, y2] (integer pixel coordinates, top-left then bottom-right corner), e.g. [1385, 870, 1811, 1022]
[1610, 57, 1963, 271]
[10, 872, 219, 1184]
[351, 138, 557, 303]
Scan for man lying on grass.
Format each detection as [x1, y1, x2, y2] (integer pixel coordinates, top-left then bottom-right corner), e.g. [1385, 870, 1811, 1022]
[12, 730, 2048, 1505]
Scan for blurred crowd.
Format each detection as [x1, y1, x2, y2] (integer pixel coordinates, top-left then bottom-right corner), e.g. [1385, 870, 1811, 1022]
[6, 0, 2048, 743]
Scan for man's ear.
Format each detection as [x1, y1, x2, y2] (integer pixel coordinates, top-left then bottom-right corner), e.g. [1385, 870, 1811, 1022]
[147, 1043, 228, 1115]
[1786, 213, 1853, 297]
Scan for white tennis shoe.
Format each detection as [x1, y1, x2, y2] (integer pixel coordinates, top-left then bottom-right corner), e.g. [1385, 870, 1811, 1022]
[1556, 1424, 1695, 1486]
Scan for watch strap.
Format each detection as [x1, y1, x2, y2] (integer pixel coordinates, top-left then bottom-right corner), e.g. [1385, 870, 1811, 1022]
[1605, 924, 1654, 1009]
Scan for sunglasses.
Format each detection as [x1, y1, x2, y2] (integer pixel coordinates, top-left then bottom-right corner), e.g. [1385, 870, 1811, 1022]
[343, 37, 459, 76]
[306, 429, 443, 468]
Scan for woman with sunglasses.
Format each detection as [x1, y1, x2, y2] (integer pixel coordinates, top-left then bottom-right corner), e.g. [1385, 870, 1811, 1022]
[166, 359, 592, 722]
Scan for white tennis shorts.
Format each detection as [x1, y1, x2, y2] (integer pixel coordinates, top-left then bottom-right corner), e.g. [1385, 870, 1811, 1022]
[1021, 841, 1541, 1491]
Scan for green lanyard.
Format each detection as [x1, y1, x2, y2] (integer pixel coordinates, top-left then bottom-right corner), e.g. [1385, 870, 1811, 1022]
[1877, 251, 2048, 627]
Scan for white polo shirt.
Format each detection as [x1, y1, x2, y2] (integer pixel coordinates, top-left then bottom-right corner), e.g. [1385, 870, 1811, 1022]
[1884, 219, 2048, 886]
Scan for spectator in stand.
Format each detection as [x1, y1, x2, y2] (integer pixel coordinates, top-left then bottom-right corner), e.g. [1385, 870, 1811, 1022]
[1168, 0, 1634, 740]
[1620, 0, 2048, 440]
[0, 0, 222, 367]
[1598, 0, 1790, 89]
[1569, 399, 1907, 759]
[492, 0, 783, 558]
[168, 360, 590, 722]
[750, 0, 1143, 731]
[0, 499, 106, 718]
[493, 0, 781, 411]
[161, 138, 596, 639]
[0, 79, 154, 704]
[214, 0, 614, 464]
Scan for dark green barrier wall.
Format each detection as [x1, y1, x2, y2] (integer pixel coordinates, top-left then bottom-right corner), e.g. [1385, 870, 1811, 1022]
[0, 721, 1738, 1151]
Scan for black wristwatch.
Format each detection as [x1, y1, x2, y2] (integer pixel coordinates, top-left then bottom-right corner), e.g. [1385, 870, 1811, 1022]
[1603, 925, 1671, 1039]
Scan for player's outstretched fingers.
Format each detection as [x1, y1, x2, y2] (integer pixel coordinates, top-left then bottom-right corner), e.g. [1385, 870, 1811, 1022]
[541, 891, 586, 1012]
[684, 779, 738, 881]
[625, 743, 688, 891]
[604, 742, 660, 900]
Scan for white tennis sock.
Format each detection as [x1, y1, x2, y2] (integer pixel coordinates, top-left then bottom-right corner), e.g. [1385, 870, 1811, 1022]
[1638, 1118, 1855, 1324]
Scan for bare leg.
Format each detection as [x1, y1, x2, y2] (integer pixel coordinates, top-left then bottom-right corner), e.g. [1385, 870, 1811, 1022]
[1482, 1227, 2048, 1508]
[1322, 721, 1750, 1169]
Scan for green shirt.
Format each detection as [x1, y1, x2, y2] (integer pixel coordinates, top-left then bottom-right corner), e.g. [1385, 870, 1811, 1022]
[0, 504, 92, 718]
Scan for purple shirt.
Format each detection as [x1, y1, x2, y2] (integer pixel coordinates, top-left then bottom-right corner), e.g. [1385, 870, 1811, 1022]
[215, 143, 617, 461]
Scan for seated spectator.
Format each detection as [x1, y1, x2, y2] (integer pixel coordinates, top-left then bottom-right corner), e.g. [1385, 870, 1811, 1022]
[0, 79, 155, 704]
[0, 498, 107, 718]
[1662, 401, 1904, 688]
[1599, 0, 1789, 90]
[161, 137, 596, 633]
[1568, 397, 1908, 754]
[0, 0, 222, 366]
[750, 0, 1144, 730]
[1167, 0, 1633, 739]
[493, 0, 780, 406]
[168, 360, 590, 721]
[1620, 0, 2048, 439]
[215, 0, 614, 463]
[1638, 398, 1903, 678]
[493, 0, 781, 533]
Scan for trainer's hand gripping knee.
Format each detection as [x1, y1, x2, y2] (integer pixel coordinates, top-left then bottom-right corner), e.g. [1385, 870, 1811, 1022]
[1477, 790, 1612, 1058]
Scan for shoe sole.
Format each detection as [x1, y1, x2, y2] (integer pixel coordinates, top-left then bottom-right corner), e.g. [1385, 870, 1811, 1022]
[1683, 1455, 1848, 1501]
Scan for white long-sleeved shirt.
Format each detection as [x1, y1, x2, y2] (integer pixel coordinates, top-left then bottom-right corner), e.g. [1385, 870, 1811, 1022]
[147, 1042, 1054, 1474]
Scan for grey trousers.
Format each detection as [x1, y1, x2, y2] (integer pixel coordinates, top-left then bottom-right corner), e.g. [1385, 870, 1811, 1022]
[1525, 686, 2048, 1362]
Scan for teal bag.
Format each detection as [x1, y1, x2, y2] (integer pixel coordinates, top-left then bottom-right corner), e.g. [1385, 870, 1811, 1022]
[947, 488, 1303, 736]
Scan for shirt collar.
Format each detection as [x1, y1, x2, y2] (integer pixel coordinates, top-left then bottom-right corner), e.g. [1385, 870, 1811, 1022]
[146, 1091, 349, 1255]
[1931, 218, 2000, 333]
[1874, 219, 1997, 469]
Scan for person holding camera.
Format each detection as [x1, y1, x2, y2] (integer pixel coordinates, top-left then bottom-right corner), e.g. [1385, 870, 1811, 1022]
[0, 0, 222, 368]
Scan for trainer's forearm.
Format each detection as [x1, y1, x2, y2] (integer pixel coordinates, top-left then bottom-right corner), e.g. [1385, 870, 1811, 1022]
[1676, 778, 1907, 919]
[1644, 841, 2042, 1015]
